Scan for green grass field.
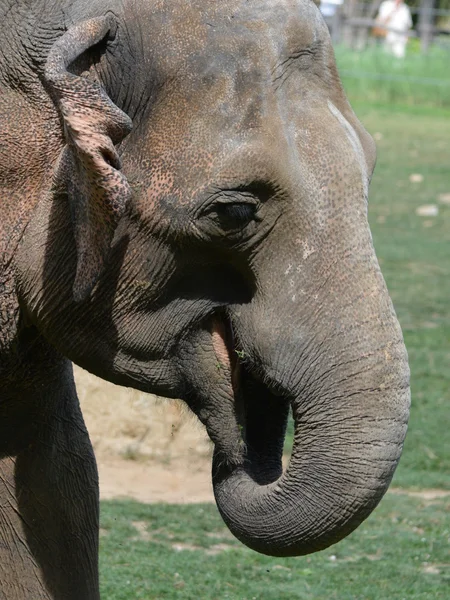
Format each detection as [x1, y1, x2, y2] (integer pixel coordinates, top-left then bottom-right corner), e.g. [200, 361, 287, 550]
[100, 496, 449, 600]
[98, 80, 450, 598]
[334, 45, 450, 109]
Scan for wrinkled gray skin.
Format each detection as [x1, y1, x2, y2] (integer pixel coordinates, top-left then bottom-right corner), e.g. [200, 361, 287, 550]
[0, 0, 410, 598]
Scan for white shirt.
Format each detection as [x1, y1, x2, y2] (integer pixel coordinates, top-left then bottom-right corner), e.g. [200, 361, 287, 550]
[377, 1, 413, 36]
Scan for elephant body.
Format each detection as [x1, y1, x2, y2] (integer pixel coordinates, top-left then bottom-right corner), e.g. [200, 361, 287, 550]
[0, 0, 409, 598]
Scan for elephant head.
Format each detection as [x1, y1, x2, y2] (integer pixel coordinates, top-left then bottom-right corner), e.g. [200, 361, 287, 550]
[16, 0, 410, 556]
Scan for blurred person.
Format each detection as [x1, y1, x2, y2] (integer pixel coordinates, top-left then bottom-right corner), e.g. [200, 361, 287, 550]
[375, 0, 413, 58]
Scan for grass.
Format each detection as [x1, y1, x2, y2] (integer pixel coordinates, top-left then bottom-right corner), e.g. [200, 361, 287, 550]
[334, 45, 450, 109]
[100, 496, 450, 599]
[98, 102, 450, 597]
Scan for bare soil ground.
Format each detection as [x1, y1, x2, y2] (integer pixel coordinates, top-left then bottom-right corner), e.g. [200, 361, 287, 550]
[75, 366, 215, 503]
[76, 366, 450, 504]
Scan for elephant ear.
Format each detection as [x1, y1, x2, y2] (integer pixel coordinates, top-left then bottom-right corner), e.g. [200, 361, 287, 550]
[44, 16, 133, 301]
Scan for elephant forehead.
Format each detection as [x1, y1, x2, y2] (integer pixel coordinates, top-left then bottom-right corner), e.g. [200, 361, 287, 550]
[126, 0, 330, 184]
[141, 0, 325, 83]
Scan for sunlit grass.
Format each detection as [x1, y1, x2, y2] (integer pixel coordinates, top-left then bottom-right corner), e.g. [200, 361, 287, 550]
[334, 45, 450, 108]
[100, 496, 450, 599]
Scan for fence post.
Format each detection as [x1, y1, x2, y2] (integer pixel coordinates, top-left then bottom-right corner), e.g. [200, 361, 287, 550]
[418, 0, 435, 53]
[331, 5, 343, 45]
[342, 0, 358, 47]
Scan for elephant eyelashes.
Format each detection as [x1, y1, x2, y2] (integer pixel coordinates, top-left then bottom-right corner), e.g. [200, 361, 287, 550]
[213, 202, 258, 230]
[197, 197, 260, 236]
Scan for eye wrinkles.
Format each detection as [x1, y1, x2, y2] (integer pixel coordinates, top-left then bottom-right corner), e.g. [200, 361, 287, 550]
[271, 41, 322, 91]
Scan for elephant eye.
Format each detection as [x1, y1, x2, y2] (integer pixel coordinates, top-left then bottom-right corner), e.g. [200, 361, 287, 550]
[198, 199, 259, 233]
[195, 184, 272, 237]
[213, 202, 257, 230]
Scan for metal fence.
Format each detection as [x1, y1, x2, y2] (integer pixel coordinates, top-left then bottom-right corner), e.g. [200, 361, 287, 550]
[324, 2, 450, 52]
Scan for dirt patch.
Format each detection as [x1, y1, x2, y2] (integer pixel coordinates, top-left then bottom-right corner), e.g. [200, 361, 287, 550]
[172, 542, 234, 555]
[75, 366, 212, 462]
[97, 456, 214, 503]
[390, 488, 450, 500]
[75, 366, 215, 503]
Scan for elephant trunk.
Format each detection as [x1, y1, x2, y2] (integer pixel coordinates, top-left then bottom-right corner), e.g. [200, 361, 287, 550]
[211, 249, 410, 556]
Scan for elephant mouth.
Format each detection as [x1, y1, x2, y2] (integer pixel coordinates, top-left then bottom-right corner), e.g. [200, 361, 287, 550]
[195, 312, 246, 465]
[206, 312, 288, 479]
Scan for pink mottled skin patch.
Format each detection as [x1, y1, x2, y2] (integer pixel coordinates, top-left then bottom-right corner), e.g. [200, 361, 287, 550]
[211, 319, 231, 369]
[211, 318, 243, 397]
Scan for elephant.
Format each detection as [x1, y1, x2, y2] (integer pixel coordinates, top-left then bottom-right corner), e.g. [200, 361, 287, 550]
[0, 0, 410, 598]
